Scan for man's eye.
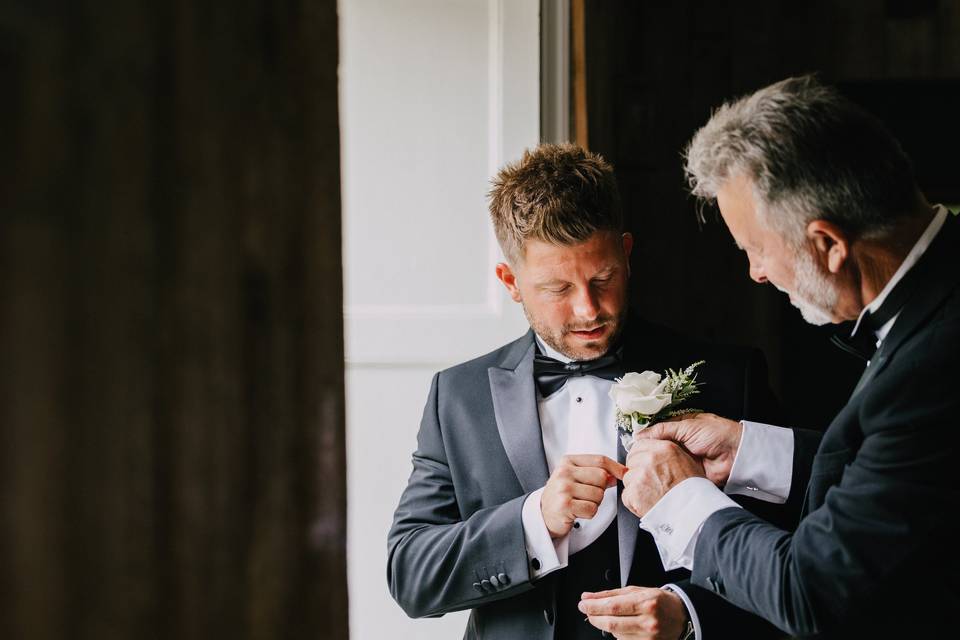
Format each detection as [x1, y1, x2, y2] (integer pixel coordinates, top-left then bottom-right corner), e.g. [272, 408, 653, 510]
[546, 286, 568, 295]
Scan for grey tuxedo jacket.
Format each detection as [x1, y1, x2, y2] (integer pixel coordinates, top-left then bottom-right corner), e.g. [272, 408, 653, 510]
[388, 315, 784, 639]
[691, 213, 960, 638]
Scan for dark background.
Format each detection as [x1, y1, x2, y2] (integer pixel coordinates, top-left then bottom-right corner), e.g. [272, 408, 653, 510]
[0, 2, 346, 639]
[584, 0, 960, 430]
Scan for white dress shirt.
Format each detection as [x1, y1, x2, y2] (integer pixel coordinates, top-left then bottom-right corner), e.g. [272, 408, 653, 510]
[521, 336, 619, 577]
[521, 336, 705, 638]
[639, 205, 950, 573]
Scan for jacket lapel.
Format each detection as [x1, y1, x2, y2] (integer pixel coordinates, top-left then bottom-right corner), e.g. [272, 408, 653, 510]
[849, 211, 960, 399]
[616, 436, 640, 586]
[488, 332, 550, 495]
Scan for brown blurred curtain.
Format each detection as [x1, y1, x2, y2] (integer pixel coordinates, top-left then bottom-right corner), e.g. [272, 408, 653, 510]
[0, 1, 347, 639]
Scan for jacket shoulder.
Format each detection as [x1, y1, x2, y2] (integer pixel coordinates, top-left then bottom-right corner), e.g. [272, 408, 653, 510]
[435, 332, 532, 382]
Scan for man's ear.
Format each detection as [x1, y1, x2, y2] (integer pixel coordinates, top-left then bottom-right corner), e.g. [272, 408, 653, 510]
[495, 262, 523, 302]
[806, 219, 849, 274]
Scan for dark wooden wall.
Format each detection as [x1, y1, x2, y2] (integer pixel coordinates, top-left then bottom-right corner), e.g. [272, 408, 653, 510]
[585, 0, 960, 429]
[0, 2, 347, 639]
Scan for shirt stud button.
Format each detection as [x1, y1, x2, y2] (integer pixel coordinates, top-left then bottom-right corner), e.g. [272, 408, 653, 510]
[575, 397, 582, 403]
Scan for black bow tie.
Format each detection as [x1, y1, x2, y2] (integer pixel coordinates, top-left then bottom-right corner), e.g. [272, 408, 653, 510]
[830, 316, 880, 361]
[533, 347, 626, 397]
[830, 256, 919, 361]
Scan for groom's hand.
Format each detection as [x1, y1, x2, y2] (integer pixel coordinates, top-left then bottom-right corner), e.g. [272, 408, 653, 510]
[541, 455, 627, 539]
[635, 413, 743, 487]
[579, 586, 688, 639]
[622, 440, 704, 517]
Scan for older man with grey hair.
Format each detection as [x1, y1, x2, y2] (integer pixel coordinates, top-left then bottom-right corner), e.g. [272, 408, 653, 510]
[591, 75, 960, 638]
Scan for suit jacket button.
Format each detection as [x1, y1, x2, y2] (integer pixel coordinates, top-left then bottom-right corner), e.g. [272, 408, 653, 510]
[472, 582, 483, 593]
[498, 572, 510, 585]
[543, 608, 554, 625]
[603, 568, 615, 583]
[489, 574, 501, 588]
[480, 579, 493, 593]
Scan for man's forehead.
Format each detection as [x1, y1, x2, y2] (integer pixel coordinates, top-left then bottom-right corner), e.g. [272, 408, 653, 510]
[521, 247, 620, 283]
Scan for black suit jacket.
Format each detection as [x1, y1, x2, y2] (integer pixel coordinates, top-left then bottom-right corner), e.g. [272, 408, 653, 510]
[388, 313, 785, 639]
[692, 211, 960, 638]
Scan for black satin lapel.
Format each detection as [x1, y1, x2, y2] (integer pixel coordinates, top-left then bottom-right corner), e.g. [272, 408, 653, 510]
[488, 343, 550, 495]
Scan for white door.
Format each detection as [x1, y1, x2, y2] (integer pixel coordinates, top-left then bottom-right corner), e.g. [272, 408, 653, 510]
[339, 1, 540, 638]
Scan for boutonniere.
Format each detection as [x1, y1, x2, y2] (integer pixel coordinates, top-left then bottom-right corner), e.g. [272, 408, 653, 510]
[609, 361, 705, 451]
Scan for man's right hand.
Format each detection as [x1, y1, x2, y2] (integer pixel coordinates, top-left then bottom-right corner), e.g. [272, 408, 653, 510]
[541, 454, 627, 539]
[634, 413, 743, 487]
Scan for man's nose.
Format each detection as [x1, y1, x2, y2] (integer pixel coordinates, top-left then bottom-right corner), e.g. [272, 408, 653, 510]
[571, 286, 600, 318]
[748, 260, 767, 284]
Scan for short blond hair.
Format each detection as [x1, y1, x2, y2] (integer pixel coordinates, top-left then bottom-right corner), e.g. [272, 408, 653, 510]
[488, 143, 623, 264]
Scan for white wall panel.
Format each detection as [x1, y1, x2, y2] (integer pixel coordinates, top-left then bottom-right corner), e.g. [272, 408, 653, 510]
[340, 1, 540, 638]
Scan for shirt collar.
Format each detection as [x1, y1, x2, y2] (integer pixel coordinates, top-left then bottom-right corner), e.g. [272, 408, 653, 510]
[850, 205, 949, 341]
[534, 334, 573, 363]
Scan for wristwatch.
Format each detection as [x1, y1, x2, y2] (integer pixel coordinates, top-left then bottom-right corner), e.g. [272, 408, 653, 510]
[661, 585, 696, 640]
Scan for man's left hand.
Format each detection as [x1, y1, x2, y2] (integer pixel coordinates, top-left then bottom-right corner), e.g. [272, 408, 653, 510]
[622, 439, 705, 518]
[579, 586, 688, 639]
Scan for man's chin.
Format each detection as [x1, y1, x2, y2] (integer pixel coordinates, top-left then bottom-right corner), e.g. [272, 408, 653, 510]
[559, 337, 613, 361]
[793, 300, 835, 326]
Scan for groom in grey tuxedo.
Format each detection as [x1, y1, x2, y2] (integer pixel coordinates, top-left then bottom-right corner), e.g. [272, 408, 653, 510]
[388, 143, 785, 639]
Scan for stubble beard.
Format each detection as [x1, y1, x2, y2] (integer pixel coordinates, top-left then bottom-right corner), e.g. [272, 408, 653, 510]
[522, 302, 628, 361]
[782, 247, 839, 326]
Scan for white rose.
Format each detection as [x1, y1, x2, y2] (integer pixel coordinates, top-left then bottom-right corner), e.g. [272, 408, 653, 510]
[609, 371, 672, 417]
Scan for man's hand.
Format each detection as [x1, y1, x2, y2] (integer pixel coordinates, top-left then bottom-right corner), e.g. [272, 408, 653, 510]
[541, 454, 627, 539]
[579, 586, 688, 639]
[635, 413, 743, 487]
[622, 440, 704, 518]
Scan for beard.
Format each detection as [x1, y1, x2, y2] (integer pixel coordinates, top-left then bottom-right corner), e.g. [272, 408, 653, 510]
[521, 302, 628, 361]
[778, 247, 838, 326]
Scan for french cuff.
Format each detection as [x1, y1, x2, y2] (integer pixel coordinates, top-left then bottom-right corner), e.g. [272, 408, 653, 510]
[640, 477, 740, 571]
[725, 420, 794, 503]
[521, 488, 569, 579]
[663, 583, 702, 640]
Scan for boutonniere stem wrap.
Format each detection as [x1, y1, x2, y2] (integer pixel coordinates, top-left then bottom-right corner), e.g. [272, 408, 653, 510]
[609, 360, 705, 451]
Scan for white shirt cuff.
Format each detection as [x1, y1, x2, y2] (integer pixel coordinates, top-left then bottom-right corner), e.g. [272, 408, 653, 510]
[521, 488, 568, 579]
[664, 583, 702, 640]
[725, 421, 794, 503]
[639, 477, 740, 571]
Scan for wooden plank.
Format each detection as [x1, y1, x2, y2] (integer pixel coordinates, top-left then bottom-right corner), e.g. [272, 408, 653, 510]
[0, 1, 347, 638]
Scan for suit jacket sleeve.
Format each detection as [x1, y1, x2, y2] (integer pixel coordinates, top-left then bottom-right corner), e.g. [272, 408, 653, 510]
[678, 348, 792, 639]
[690, 323, 960, 636]
[387, 372, 536, 618]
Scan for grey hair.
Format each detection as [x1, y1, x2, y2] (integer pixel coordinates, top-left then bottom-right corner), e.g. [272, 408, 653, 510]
[684, 75, 920, 245]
